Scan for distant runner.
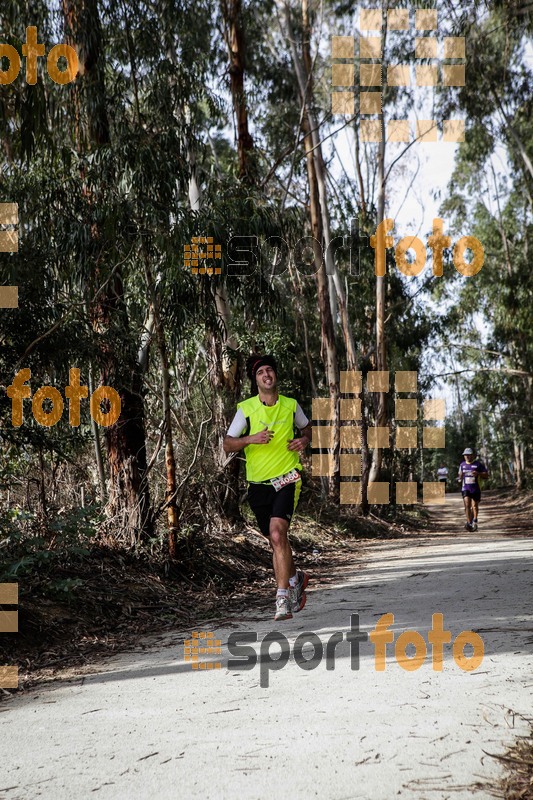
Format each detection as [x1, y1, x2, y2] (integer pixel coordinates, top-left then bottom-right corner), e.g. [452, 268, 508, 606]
[437, 462, 449, 488]
[457, 448, 488, 531]
[223, 355, 311, 621]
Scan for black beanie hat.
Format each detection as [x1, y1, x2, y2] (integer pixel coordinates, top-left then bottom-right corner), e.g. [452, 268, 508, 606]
[246, 355, 277, 389]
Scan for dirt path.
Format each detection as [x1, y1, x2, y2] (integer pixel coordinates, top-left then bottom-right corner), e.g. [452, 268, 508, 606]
[1, 494, 532, 799]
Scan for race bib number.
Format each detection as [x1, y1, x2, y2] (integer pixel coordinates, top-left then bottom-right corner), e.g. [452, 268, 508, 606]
[271, 469, 300, 492]
[465, 476, 476, 484]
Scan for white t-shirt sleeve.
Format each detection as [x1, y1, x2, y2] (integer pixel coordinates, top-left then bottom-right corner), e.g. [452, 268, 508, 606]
[295, 403, 309, 430]
[226, 409, 247, 438]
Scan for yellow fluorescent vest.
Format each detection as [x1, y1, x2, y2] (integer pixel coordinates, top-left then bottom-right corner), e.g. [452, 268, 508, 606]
[237, 394, 302, 482]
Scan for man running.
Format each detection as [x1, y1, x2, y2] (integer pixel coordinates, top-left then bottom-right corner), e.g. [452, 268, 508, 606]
[223, 355, 311, 621]
[457, 448, 488, 531]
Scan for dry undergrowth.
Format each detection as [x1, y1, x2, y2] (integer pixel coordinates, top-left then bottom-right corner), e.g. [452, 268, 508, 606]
[481, 719, 533, 800]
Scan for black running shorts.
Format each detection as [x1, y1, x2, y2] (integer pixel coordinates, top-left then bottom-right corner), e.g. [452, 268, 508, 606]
[462, 489, 481, 502]
[247, 479, 302, 537]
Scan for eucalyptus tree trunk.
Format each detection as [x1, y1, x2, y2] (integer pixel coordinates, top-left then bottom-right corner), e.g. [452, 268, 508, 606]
[278, 1, 339, 498]
[284, 0, 369, 499]
[286, 1, 358, 372]
[208, 285, 242, 522]
[221, 0, 254, 180]
[142, 259, 180, 558]
[62, 0, 153, 545]
[188, 158, 241, 521]
[512, 425, 523, 488]
[88, 363, 107, 501]
[369, 8, 389, 485]
[301, 115, 340, 499]
[203, 0, 258, 521]
[122, 0, 180, 556]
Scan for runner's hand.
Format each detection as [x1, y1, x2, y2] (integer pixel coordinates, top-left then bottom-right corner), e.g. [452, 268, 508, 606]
[287, 436, 308, 453]
[250, 427, 273, 445]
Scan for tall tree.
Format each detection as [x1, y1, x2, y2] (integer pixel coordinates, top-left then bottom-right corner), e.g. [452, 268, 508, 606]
[62, 0, 153, 543]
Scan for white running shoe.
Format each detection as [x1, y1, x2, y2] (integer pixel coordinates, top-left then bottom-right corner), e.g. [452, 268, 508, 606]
[274, 595, 293, 621]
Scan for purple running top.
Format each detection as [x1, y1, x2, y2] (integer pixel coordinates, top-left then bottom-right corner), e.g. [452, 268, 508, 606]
[458, 460, 487, 493]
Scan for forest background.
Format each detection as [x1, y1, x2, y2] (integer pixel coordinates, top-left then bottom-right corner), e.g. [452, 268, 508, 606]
[0, 0, 531, 661]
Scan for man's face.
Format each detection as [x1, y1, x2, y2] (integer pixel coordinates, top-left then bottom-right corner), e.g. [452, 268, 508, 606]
[464, 454, 474, 463]
[256, 365, 277, 391]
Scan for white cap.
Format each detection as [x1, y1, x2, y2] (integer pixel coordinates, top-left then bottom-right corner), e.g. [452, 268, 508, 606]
[463, 448, 474, 455]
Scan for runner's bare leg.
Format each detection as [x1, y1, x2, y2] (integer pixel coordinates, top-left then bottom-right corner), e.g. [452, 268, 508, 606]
[463, 495, 473, 524]
[269, 517, 295, 589]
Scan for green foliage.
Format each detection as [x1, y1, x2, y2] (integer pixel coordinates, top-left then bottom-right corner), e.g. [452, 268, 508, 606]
[430, 1, 532, 486]
[0, 507, 101, 597]
[0, 0, 529, 565]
